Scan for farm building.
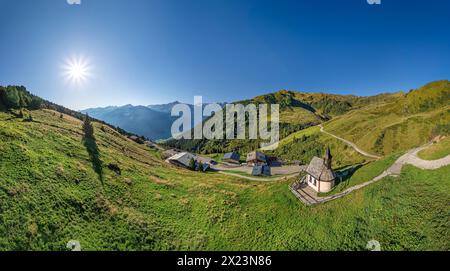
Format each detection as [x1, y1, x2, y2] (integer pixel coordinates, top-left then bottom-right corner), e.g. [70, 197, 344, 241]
[162, 149, 182, 159]
[144, 141, 155, 149]
[196, 156, 216, 166]
[252, 165, 271, 177]
[167, 152, 212, 172]
[144, 140, 163, 150]
[305, 147, 336, 193]
[246, 151, 267, 166]
[195, 163, 210, 172]
[223, 152, 240, 164]
[129, 135, 145, 144]
[167, 152, 196, 169]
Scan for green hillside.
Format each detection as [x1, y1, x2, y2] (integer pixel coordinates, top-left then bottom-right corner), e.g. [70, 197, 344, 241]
[265, 126, 368, 168]
[324, 81, 450, 156]
[0, 85, 137, 138]
[162, 89, 400, 157]
[0, 86, 449, 251]
[418, 136, 450, 160]
[240, 90, 400, 118]
[401, 80, 450, 114]
[165, 81, 449, 160]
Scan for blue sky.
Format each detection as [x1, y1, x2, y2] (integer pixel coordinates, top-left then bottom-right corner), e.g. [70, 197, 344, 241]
[0, 0, 449, 110]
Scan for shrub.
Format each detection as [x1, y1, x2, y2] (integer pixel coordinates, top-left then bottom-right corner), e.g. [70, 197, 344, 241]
[107, 163, 121, 175]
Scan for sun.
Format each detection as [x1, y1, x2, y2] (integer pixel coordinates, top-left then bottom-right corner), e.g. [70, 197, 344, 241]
[63, 56, 91, 84]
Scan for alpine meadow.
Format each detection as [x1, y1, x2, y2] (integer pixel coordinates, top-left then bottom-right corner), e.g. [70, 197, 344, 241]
[0, 0, 449, 255]
[0, 81, 449, 250]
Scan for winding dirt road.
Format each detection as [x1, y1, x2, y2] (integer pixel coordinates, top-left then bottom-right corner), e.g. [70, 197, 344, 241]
[388, 144, 450, 174]
[319, 124, 381, 159]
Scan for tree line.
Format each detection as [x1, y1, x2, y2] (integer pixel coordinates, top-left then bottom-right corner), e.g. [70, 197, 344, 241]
[0, 85, 139, 139]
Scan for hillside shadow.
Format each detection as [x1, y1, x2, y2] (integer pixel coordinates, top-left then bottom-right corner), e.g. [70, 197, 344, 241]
[334, 164, 364, 186]
[83, 135, 103, 184]
[83, 120, 103, 184]
[291, 100, 317, 113]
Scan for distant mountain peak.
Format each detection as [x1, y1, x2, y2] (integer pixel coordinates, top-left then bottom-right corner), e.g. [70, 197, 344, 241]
[147, 101, 183, 113]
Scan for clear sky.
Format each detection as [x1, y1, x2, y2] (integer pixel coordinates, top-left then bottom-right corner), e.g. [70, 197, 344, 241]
[0, 0, 449, 110]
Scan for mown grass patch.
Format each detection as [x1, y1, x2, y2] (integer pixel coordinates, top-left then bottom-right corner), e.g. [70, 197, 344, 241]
[418, 137, 450, 160]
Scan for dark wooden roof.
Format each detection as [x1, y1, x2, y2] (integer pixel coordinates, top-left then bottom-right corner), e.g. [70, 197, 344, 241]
[246, 151, 267, 162]
[224, 152, 240, 161]
[252, 165, 271, 176]
[168, 152, 196, 168]
[306, 157, 335, 182]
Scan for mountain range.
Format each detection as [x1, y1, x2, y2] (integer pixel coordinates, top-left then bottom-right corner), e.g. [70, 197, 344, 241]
[81, 102, 227, 140]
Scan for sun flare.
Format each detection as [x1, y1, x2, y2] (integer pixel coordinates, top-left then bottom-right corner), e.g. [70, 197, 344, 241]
[63, 56, 91, 84]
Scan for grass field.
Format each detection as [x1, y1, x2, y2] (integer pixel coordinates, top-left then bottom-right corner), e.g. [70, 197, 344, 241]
[1, 109, 449, 251]
[319, 154, 401, 197]
[222, 170, 287, 180]
[279, 106, 322, 125]
[268, 125, 368, 168]
[324, 102, 450, 156]
[321, 81, 450, 157]
[418, 137, 450, 160]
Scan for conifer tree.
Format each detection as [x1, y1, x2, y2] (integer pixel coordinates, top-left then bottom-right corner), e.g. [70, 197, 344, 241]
[188, 158, 196, 170]
[83, 114, 94, 139]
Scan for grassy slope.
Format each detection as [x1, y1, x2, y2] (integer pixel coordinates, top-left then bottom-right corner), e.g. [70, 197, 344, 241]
[162, 90, 400, 155]
[418, 137, 450, 160]
[319, 154, 401, 197]
[237, 165, 450, 251]
[324, 101, 450, 156]
[402, 80, 450, 114]
[323, 81, 450, 156]
[1, 109, 449, 251]
[268, 126, 368, 167]
[279, 106, 322, 125]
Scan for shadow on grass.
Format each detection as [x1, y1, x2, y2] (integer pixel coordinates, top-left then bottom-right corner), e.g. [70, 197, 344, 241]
[318, 164, 365, 197]
[83, 117, 103, 184]
[83, 135, 103, 184]
[334, 164, 364, 187]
